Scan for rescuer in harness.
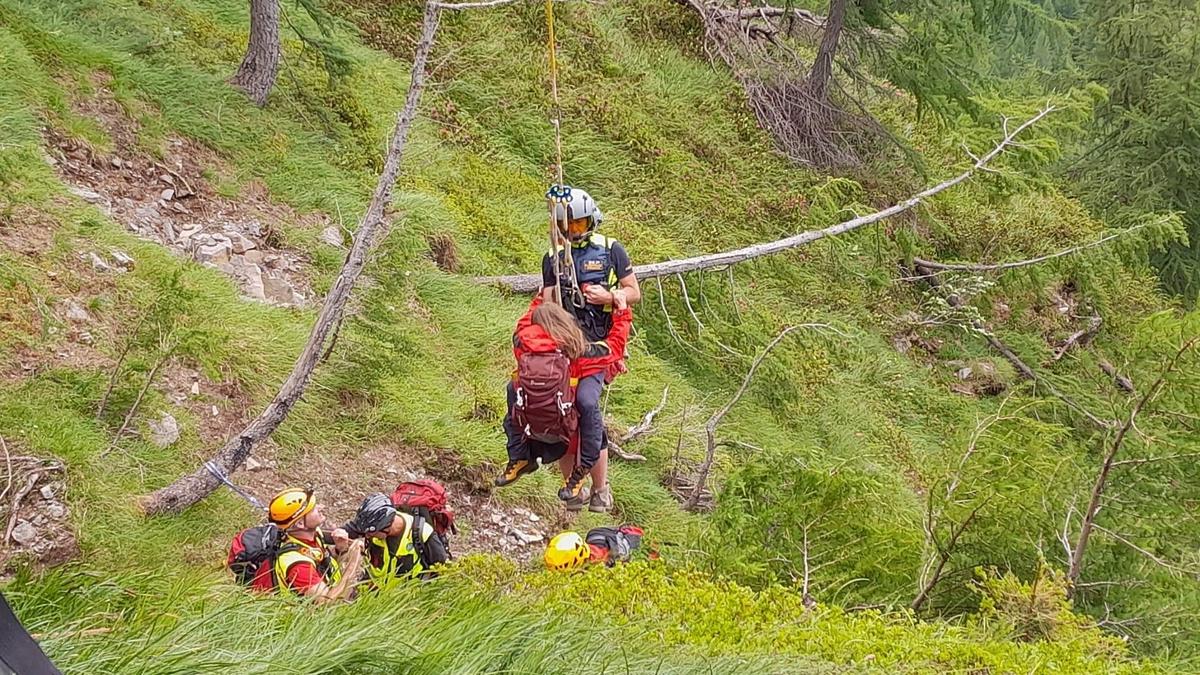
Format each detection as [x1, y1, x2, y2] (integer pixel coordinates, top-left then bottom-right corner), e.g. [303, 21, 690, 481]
[507, 185, 640, 511]
[347, 493, 449, 586]
[267, 488, 362, 602]
[496, 289, 632, 511]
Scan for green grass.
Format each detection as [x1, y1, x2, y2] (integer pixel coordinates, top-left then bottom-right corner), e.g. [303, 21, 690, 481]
[0, 0, 1192, 671]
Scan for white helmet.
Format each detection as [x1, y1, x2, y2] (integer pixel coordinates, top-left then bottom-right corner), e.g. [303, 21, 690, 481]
[547, 184, 603, 241]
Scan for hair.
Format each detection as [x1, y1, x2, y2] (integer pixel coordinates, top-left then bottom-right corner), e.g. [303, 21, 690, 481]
[531, 302, 586, 359]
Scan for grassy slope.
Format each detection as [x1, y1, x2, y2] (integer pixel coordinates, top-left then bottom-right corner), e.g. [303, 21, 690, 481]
[0, 0, 1185, 671]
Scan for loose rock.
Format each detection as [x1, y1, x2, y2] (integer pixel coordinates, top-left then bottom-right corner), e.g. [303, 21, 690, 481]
[40, 486, 55, 501]
[110, 249, 135, 267]
[46, 503, 67, 520]
[64, 300, 91, 323]
[69, 186, 104, 203]
[11, 520, 37, 547]
[320, 226, 344, 248]
[148, 412, 180, 448]
[87, 252, 112, 272]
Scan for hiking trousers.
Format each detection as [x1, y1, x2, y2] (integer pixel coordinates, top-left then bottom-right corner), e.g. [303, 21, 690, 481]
[504, 371, 606, 469]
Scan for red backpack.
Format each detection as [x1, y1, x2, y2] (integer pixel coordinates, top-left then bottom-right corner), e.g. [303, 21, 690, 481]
[227, 524, 292, 592]
[512, 351, 578, 445]
[392, 478, 457, 553]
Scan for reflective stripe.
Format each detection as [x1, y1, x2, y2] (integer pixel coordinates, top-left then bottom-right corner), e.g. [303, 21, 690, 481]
[366, 513, 435, 587]
[274, 528, 342, 596]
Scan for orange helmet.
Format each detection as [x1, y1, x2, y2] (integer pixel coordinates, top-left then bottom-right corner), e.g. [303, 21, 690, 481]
[268, 488, 315, 530]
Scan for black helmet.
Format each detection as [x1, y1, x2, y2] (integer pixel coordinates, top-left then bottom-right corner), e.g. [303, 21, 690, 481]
[353, 493, 397, 535]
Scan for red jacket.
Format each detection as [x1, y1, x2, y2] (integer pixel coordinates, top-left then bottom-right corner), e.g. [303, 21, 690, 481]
[512, 296, 631, 380]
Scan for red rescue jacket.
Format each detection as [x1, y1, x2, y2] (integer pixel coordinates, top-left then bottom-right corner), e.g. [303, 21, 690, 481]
[512, 296, 631, 380]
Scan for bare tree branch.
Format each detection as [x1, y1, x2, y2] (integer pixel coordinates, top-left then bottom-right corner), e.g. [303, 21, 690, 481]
[1111, 451, 1200, 469]
[1052, 314, 1102, 362]
[1093, 524, 1199, 578]
[477, 108, 1057, 293]
[909, 222, 1151, 278]
[619, 386, 670, 444]
[1067, 336, 1200, 591]
[685, 324, 847, 510]
[140, 0, 443, 515]
[1099, 360, 1136, 396]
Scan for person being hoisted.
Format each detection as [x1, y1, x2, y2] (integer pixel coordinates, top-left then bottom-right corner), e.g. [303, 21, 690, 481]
[523, 185, 640, 511]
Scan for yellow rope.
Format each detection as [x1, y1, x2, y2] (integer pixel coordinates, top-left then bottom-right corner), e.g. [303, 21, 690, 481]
[545, 0, 575, 307]
[546, 0, 564, 187]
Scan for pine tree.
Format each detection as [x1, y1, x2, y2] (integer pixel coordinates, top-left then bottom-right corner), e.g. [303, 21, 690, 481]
[1071, 0, 1200, 304]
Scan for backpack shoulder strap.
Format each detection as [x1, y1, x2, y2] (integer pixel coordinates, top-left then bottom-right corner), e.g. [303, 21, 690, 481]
[410, 513, 430, 568]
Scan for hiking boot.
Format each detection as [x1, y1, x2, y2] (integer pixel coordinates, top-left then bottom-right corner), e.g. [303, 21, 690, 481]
[494, 459, 535, 487]
[588, 484, 613, 513]
[558, 466, 589, 503]
[564, 486, 591, 512]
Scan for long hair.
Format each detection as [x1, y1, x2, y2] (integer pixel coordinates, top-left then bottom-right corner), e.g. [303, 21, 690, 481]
[531, 302, 586, 359]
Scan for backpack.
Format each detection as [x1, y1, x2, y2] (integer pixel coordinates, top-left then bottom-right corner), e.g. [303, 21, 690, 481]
[227, 524, 288, 591]
[512, 351, 578, 446]
[391, 479, 456, 559]
[585, 525, 644, 567]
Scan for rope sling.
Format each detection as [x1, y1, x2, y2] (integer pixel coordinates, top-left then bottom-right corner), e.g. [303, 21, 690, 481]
[544, 0, 583, 309]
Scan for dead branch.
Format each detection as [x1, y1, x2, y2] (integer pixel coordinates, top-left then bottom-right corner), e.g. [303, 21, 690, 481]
[477, 108, 1057, 293]
[1067, 336, 1200, 592]
[909, 223, 1151, 278]
[606, 442, 646, 462]
[685, 324, 842, 511]
[96, 314, 150, 418]
[1052, 314, 1102, 362]
[1111, 451, 1200, 469]
[911, 501, 985, 612]
[620, 386, 670, 444]
[140, 0, 443, 515]
[0, 438, 11, 508]
[714, 5, 824, 27]
[912, 261, 1114, 429]
[801, 525, 816, 609]
[1100, 361, 1136, 395]
[3, 474, 36, 545]
[434, 0, 570, 9]
[105, 340, 178, 455]
[607, 386, 672, 461]
[2, 458, 63, 544]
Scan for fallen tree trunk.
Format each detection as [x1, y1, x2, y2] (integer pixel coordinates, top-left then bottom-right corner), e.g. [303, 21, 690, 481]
[476, 107, 1056, 293]
[140, 0, 443, 516]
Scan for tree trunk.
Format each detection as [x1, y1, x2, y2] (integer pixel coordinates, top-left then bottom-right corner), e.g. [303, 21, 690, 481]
[231, 0, 282, 107]
[804, 0, 848, 101]
[139, 0, 444, 516]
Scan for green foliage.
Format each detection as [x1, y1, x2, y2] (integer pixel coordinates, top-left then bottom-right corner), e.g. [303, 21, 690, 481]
[1068, 0, 1200, 304]
[517, 561, 1148, 673]
[0, 0, 1194, 670]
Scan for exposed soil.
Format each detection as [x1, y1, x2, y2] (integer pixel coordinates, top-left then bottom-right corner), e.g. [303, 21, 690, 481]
[228, 441, 581, 565]
[0, 447, 77, 574]
[44, 74, 332, 308]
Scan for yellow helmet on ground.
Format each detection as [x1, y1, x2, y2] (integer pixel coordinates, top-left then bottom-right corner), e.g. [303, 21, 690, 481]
[545, 531, 589, 571]
[268, 488, 314, 530]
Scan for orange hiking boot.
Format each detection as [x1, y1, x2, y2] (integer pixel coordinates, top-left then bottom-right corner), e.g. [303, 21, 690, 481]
[494, 458, 535, 487]
[558, 466, 589, 503]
